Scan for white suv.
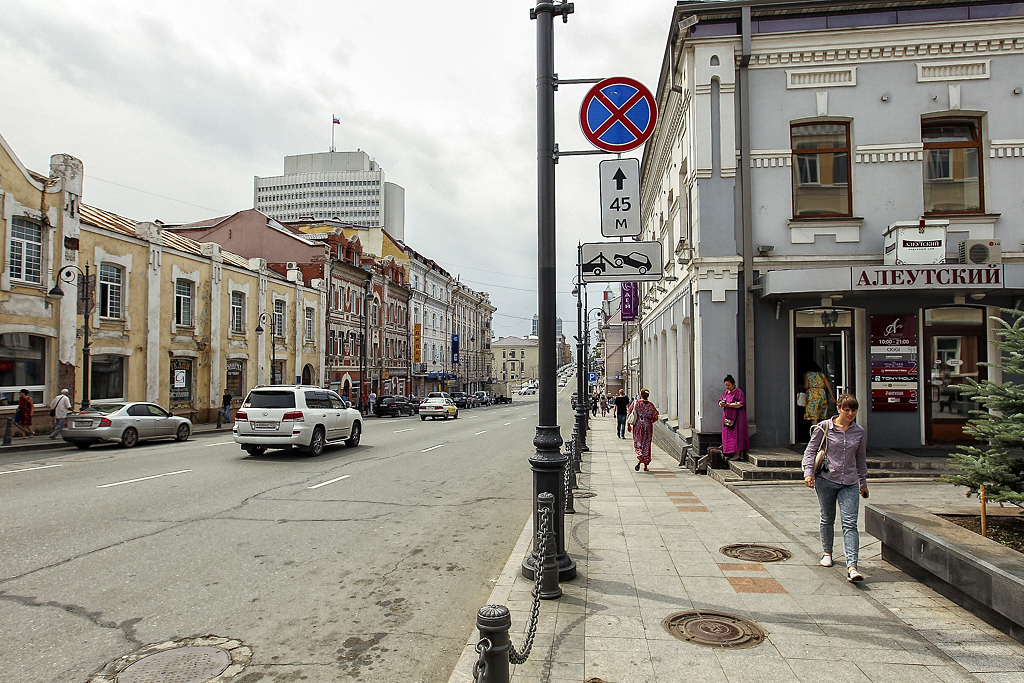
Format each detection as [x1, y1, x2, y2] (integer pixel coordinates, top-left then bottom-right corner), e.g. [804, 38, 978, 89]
[233, 386, 362, 456]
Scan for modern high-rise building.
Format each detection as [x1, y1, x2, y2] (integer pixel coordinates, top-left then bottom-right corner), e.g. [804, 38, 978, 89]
[531, 314, 562, 339]
[253, 151, 405, 241]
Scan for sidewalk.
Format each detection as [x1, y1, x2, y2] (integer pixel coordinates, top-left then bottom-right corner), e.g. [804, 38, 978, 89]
[448, 415, 1024, 682]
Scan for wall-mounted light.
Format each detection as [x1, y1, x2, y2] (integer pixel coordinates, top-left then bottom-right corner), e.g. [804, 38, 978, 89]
[881, 92, 890, 102]
[1014, 88, 1022, 95]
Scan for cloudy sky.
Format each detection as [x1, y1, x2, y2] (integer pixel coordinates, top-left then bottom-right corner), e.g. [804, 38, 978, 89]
[0, 0, 674, 337]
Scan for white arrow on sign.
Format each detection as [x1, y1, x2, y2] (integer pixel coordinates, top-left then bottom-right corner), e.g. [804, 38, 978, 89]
[581, 241, 663, 283]
[600, 158, 641, 238]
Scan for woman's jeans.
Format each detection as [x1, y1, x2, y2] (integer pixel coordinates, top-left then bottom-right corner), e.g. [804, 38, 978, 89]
[815, 477, 861, 568]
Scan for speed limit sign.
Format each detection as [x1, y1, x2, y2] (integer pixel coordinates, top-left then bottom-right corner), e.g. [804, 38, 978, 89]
[600, 158, 641, 238]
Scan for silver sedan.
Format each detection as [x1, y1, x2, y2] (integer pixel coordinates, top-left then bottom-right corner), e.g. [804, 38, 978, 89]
[62, 402, 192, 449]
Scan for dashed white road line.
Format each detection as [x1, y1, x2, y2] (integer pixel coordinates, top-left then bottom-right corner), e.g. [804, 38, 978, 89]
[98, 470, 192, 488]
[204, 441, 235, 447]
[0, 464, 62, 475]
[475, 431, 487, 435]
[394, 428, 413, 433]
[469, 416, 478, 419]
[308, 474, 351, 489]
[503, 422, 511, 426]
[421, 444, 445, 452]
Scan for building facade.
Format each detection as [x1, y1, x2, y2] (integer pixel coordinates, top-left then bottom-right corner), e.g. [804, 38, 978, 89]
[491, 336, 540, 388]
[634, 0, 1024, 456]
[253, 151, 406, 240]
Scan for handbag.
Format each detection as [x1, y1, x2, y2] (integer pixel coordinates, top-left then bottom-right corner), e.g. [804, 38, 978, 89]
[813, 420, 831, 476]
[49, 408, 56, 417]
[626, 408, 637, 427]
[723, 418, 735, 428]
[796, 392, 807, 407]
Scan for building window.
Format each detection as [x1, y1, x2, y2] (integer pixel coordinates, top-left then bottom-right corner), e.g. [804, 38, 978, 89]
[98, 264, 123, 319]
[230, 291, 245, 333]
[9, 217, 43, 284]
[791, 122, 851, 217]
[0, 333, 46, 405]
[273, 300, 286, 338]
[175, 279, 194, 327]
[923, 118, 983, 214]
[305, 307, 315, 341]
[91, 355, 124, 401]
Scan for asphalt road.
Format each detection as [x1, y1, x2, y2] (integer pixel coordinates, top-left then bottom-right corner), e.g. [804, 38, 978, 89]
[0, 392, 575, 683]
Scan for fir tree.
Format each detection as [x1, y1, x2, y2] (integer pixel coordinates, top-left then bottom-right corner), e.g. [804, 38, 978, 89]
[942, 309, 1024, 534]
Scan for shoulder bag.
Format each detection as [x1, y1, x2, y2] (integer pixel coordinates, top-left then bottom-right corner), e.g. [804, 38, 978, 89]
[626, 406, 637, 427]
[813, 419, 831, 476]
[796, 392, 807, 407]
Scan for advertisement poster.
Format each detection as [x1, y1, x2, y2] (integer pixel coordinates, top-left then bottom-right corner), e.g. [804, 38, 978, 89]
[621, 282, 638, 322]
[870, 315, 919, 411]
[452, 333, 460, 364]
[413, 323, 422, 363]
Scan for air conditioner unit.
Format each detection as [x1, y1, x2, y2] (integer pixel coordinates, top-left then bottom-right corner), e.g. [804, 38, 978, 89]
[959, 239, 1001, 265]
[286, 262, 299, 270]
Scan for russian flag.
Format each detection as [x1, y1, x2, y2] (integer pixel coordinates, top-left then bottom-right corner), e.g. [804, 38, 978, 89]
[332, 116, 340, 125]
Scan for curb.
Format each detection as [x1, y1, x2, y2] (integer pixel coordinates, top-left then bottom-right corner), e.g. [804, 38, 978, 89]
[0, 423, 237, 457]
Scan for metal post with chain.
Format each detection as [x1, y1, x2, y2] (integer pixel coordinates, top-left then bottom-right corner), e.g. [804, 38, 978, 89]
[563, 454, 576, 515]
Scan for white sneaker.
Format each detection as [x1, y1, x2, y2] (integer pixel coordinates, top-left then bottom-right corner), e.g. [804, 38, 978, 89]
[848, 568, 864, 582]
[819, 554, 833, 567]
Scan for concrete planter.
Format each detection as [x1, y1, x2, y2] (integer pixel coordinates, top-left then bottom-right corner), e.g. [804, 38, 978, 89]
[865, 504, 1024, 644]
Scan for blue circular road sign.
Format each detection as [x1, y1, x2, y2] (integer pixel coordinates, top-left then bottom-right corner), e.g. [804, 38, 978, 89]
[579, 77, 658, 153]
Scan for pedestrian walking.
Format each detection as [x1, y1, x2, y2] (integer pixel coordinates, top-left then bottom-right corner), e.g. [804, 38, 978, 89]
[221, 388, 233, 424]
[802, 361, 835, 424]
[802, 393, 869, 582]
[591, 391, 599, 417]
[12, 388, 34, 438]
[600, 394, 608, 417]
[48, 389, 72, 439]
[360, 392, 367, 415]
[368, 391, 377, 416]
[613, 390, 630, 439]
[627, 388, 658, 471]
[719, 375, 749, 461]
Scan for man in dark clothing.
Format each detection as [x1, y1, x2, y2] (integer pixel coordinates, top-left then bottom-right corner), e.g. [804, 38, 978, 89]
[222, 388, 233, 424]
[592, 391, 600, 417]
[613, 389, 630, 439]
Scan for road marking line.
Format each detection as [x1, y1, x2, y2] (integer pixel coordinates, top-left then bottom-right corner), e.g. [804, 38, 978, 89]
[98, 470, 192, 488]
[0, 464, 62, 475]
[308, 474, 351, 489]
[503, 422, 511, 426]
[521, 417, 528, 420]
[475, 431, 487, 435]
[394, 428, 413, 433]
[421, 444, 445, 452]
[204, 441, 235, 447]
[469, 416, 478, 419]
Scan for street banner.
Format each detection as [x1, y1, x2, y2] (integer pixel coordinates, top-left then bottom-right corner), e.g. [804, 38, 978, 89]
[452, 333, 460, 364]
[621, 282, 638, 321]
[414, 323, 422, 363]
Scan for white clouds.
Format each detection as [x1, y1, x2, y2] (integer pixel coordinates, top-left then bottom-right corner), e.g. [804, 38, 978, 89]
[0, 0, 674, 337]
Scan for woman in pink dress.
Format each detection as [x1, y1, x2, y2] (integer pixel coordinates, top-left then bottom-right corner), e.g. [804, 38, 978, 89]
[627, 388, 659, 471]
[719, 375, 749, 461]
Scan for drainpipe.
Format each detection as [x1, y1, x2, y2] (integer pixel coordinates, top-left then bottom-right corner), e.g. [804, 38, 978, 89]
[739, 6, 756, 424]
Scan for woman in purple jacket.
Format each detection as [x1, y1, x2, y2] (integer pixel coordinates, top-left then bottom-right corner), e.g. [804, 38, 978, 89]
[803, 393, 869, 582]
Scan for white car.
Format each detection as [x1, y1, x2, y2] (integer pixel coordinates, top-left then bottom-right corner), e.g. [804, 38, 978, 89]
[419, 397, 458, 420]
[233, 386, 361, 456]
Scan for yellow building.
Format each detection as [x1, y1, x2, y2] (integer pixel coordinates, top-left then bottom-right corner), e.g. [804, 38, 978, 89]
[490, 336, 539, 388]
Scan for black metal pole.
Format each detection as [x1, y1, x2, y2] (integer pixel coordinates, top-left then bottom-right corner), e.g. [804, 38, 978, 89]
[80, 263, 91, 410]
[524, 1, 575, 583]
[575, 246, 587, 455]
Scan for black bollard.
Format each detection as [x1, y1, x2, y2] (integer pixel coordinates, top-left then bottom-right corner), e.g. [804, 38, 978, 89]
[475, 605, 512, 683]
[537, 492, 562, 599]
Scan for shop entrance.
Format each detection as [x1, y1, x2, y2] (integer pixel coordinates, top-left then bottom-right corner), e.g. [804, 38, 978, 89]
[924, 307, 986, 444]
[794, 309, 854, 443]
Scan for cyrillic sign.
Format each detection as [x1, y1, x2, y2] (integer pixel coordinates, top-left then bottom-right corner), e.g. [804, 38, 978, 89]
[854, 264, 1002, 290]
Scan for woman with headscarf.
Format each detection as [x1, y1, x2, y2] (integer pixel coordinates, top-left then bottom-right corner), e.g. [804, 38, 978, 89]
[719, 375, 749, 461]
[627, 388, 658, 471]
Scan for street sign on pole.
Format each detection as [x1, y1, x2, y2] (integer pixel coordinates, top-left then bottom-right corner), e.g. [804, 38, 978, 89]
[588, 372, 597, 383]
[581, 241, 663, 283]
[579, 77, 658, 153]
[600, 158, 641, 237]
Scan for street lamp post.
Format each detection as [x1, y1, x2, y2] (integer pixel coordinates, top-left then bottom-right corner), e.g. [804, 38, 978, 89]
[254, 311, 277, 385]
[48, 263, 92, 410]
[573, 270, 588, 455]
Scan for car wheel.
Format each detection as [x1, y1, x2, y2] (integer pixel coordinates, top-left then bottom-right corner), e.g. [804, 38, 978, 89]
[454, 410, 459, 419]
[244, 445, 267, 456]
[121, 427, 139, 448]
[443, 413, 449, 420]
[71, 440, 92, 450]
[175, 423, 191, 442]
[613, 256, 624, 267]
[421, 415, 427, 421]
[639, 266, 648, 274]
[303, 427, 326, 456]
[345, 421, 362, 448]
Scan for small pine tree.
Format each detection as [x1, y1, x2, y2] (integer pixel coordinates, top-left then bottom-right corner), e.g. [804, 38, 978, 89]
[942, 309, 1024, 534]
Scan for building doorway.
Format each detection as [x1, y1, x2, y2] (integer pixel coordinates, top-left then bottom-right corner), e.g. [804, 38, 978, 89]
[924, 306, 986, 444]
[794, 308, 854, 443]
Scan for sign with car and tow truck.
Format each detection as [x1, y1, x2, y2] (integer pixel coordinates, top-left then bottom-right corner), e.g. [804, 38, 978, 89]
[580, 240, 663, 283]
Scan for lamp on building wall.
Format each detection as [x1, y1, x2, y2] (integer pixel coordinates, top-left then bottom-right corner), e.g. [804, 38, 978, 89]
[48, 263, 92, 410]
[820, 309, 840, 328]
[254, 311, 278, 385]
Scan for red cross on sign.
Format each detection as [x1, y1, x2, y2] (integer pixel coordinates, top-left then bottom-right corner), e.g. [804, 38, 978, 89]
[579, 77, 658, 153]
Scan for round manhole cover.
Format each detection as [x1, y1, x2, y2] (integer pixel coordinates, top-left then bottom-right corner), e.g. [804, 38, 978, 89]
[719, 543, 792, 562]
[116, 646, 231, 683]
[575, 491, 597, 499]
[662, 610, 767, 649]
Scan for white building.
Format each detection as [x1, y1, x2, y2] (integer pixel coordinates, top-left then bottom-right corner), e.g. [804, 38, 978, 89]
[253, 151, 406, 240]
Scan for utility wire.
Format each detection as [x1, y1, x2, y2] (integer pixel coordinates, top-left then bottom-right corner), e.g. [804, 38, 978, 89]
[88, 175, 232, 215]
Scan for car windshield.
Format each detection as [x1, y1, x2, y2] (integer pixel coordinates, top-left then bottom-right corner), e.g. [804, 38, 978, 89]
[245, 391, 296, 409]
[84, 403, 125, 414]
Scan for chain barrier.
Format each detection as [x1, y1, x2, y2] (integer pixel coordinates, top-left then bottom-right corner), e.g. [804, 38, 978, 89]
[472, 637, 492, 683]
[508, 504, 551, 665]
[563, 455, 576, 515]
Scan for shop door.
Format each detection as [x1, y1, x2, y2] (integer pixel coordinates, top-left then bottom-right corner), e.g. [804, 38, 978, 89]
[795, 325, 853, 442]
[925, 329, 985, 444]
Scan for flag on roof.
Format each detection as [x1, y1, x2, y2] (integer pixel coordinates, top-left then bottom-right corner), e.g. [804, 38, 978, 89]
[332, 116, 340, 125]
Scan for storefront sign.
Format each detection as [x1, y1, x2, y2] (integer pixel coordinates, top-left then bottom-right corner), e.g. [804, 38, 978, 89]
[870, 315, 918, 411]
[226, 360, 245, 397]
[169, 359, 193, 407]
[621, 282, 638, 322]
[413, 323, 422, 363]
[854, 264, 1002, 290]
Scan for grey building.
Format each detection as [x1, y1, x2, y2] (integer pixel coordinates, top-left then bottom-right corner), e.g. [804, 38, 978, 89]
[635, 0, 1024, 456]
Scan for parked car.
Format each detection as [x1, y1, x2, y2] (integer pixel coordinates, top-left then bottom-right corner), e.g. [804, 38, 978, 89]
[419, 397, 458, 420]
[474, 391, 490, 406]
[62, 402, 192, 449]
[233, 386, 361, 456]
[374, 395, 414, 417]
[408, 397, 422, 414]
[451, 392, 473, 409]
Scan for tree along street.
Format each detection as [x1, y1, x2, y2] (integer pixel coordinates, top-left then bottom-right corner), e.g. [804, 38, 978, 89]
[0, 394, 573, 682]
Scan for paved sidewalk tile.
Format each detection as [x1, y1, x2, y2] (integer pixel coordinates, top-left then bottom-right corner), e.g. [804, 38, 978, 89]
[448, 416, 1023, 682]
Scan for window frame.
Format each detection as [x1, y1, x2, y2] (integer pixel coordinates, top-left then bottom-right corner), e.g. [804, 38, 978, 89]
[304, 307, 315, 342]
[922, 116, 985, 215]
[174, 279, 194, 327]
[98, 264, 123, 320]
[9, 217, 44, 285]
[230, 291, 246, 333]
[790, 121, 853, 219]
[273, 299, 286, 339]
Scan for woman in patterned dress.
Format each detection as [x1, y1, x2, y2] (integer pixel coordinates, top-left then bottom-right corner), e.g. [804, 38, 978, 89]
[803, 362, 835, 423]
[627, 388, 658, 471]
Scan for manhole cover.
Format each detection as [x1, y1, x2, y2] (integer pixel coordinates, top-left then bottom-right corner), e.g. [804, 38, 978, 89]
[719, 543, 792, 562]
[662, 610, 767, 649]
[117, 646, 231, 683]
[575, 491, 597, 498]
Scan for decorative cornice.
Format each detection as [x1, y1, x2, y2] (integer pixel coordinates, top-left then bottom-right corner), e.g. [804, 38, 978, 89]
[749, 35, 1024, 70]
[917, 59, 990, 81]
[855, 143, 924, 163]
[749, 149, 792, 168]
[786, 67, 857, 89]
[991, 140, 1024, 158]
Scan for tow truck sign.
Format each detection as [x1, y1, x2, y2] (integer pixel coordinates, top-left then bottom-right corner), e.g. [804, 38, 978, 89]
[581, 241, 663, 283]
